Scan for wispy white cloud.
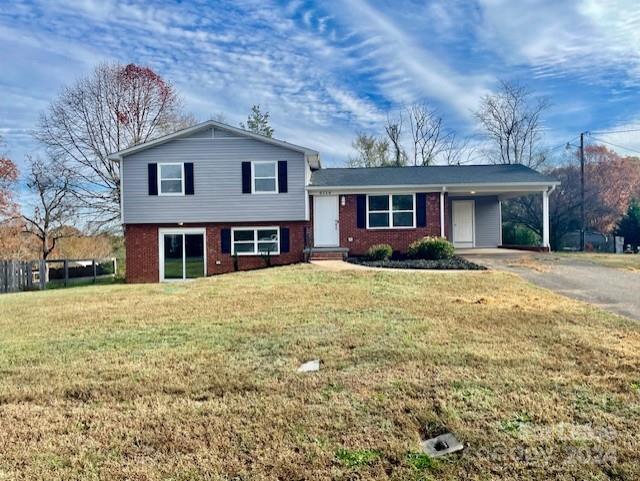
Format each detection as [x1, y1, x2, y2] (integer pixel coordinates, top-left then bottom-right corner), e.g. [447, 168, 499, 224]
[0, 0, 382, 165]
[322, 0, 494, 117]
[473, 0, 640, 85]
[1, 0, 639, 169]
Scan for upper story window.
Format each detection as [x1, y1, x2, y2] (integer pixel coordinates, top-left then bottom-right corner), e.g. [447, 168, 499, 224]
[252, 161, 278, 193]
[158, 163, 184, 195]
[367, 194, 415, 229]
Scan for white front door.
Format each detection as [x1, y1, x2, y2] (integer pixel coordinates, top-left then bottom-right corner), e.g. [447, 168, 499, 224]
[313, 195, 339, 247]
[452, 200, 474, 248]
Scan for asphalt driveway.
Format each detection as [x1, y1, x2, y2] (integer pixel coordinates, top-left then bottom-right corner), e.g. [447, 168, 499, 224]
[461, 250, 640, 321]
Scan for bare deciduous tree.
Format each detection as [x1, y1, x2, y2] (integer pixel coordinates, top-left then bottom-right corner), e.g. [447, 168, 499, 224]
[22, 156, 75, 260]
[209, 112, 228, 123]
[384, 113, 407, 166]
[406, 102, 450, 166]
[474, 80, 549, 168]
[348, 133, 391, 167]
[349, 102, 475, 168]
[35, 63, 194, 229]
[443, 134, 479, 166]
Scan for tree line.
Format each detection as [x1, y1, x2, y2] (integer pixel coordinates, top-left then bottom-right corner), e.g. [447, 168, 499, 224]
[348, 81, 640, 250]
[1, 63, 639, 257]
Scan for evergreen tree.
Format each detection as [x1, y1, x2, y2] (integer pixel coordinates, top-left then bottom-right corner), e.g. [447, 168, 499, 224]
[240, 105, 274, 137]
[616, 199, 640, 249]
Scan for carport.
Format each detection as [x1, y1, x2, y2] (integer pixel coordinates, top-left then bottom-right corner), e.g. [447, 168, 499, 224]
[444, 182, 558, 250]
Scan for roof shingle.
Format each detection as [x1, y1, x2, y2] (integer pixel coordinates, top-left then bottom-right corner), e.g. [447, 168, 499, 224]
[310, 164, 558, 188]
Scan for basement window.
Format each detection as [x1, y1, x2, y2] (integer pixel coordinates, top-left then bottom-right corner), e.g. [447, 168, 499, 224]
[232, 227, 280, 255]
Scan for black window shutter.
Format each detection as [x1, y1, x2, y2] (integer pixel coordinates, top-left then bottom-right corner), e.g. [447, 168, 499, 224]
[416, 193, 427, 227]
[280, 227, 290, 253]
[356, 194, 366, 229]
[221, 228, 231, 254]
[241, 162, 251, 193]
[148, 163, 158, 195]
[184, 163, 194, 195]
[278, 161, 288, 193]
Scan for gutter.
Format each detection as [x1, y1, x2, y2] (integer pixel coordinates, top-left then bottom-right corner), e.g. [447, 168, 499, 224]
[307, 181, 561, 193]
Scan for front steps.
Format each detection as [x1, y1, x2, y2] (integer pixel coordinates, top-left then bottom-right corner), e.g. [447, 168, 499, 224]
[304, 247, 349, 261]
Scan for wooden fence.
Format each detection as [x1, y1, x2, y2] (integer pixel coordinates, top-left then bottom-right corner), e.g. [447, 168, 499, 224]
[0, 258, 117, 294]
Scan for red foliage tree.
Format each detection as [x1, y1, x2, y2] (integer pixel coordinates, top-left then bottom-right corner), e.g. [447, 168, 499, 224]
[503, 145, 640, 248]
[36, 63, 194, 229]
[581, 145, 640, 233]
[0, 155, 19, 220]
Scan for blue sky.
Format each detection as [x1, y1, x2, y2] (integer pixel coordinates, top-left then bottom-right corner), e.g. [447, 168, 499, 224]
[1, 0, 640, 170]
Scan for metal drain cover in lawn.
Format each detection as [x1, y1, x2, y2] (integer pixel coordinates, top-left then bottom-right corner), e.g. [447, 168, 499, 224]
[422, 433, 464, 457]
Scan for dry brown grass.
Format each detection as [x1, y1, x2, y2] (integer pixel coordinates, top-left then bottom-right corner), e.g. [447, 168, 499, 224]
[1, 264, 639, 480]
[541, 253, 640, 271]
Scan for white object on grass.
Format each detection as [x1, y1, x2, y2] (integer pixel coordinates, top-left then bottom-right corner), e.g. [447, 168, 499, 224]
[297, 359, 320, 373]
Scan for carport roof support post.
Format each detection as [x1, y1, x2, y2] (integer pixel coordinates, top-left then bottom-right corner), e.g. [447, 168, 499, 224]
[542, 187, 553, 250]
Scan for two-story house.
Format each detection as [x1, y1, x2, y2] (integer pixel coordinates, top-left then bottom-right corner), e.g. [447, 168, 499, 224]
[108, 120, 558, 282]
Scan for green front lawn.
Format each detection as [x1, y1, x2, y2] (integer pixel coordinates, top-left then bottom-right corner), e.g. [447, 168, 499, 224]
[0, 265, 639, 480]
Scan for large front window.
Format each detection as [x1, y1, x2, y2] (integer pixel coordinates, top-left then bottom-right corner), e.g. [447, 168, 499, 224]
[158, 163, 184, 195]
[367, 194, 415, 229]
[232, 227, 280, 255]
[252, 161, 277, 193]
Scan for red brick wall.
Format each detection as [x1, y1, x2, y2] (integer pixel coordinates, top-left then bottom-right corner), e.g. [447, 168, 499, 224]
[125, 224, 160, 283]
[338, 193, 443, 256]
[125, 221, 309, 283]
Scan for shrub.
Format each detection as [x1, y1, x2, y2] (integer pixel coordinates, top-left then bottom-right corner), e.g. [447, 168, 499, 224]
[502, 222, 540, 246]
[366, 243, 393, 261]
[407, 236, 454, 260]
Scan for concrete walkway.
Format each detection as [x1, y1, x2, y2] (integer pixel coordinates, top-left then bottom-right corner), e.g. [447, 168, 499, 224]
[461, 251, 640, 321]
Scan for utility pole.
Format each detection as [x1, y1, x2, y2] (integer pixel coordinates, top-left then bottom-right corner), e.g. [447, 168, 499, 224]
[580, 132, 585, 252]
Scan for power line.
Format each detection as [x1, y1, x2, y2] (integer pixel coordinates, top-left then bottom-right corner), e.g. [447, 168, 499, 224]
[548, 135, 580, 152]
[589, 128, 640, 135]
[589, 136, 640, 155]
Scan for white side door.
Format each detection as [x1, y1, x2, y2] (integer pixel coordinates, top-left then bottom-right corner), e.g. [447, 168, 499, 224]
[313, 195, 339, 247]
[452, 200, 475, 248]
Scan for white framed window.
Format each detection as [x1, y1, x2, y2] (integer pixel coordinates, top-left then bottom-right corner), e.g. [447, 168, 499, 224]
[232, 227, 280, 255]
[252, 161, 278, 193]
[158, 163, 184, 195]
[158, 227, 206, 281]
[367, 194, 416, 229]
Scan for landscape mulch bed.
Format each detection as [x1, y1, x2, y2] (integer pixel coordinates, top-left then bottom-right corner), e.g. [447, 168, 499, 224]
[347, 255, 487, 270]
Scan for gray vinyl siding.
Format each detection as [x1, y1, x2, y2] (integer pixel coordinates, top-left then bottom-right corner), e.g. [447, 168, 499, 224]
[448, 196, 501, 247]
[474, 196, 501, 247]
[183, 127, 241, 139]
[213, 127, 241, 138]
[122, 137, 306, 224]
